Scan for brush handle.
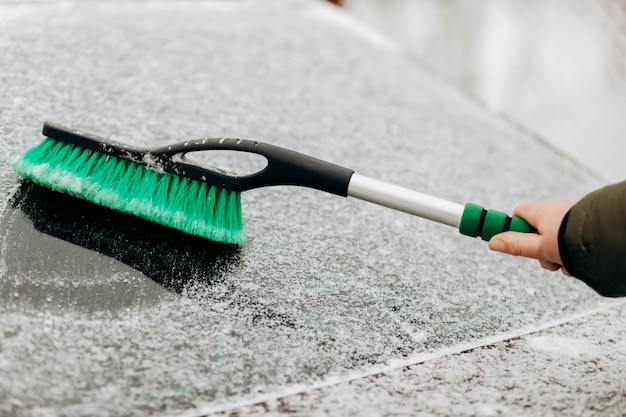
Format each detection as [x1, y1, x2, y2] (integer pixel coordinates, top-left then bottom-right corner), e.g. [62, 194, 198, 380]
[153, 139, 354, 195]
[347, 174, 536, 240]
[459, 203, 536, 241]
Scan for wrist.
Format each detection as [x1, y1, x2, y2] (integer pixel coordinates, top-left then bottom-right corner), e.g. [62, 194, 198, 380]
[557, 209, 574, 276]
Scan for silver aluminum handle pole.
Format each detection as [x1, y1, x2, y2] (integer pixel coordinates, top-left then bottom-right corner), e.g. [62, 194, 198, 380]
[347, 173, 465, 228]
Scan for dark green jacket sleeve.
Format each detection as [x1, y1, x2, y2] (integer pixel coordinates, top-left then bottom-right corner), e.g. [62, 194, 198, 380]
[558, 180, 626, 297]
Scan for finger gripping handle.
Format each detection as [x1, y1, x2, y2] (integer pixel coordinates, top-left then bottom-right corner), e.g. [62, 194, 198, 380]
[459, 203, 536, 241]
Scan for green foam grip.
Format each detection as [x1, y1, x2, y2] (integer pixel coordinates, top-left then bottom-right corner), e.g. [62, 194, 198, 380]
[459, 202, 535, 241]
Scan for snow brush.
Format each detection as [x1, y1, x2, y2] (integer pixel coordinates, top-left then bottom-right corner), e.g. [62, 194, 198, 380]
[11, 122, 535, 245]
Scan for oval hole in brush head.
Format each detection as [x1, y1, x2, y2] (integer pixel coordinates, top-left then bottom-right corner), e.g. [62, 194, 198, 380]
[180, 150, 269, 177]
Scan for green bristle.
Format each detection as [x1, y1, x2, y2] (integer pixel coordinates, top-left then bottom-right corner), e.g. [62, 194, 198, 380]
[10, 137, 248, 244]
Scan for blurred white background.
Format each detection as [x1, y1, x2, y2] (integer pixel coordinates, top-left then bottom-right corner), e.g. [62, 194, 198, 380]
[340, 0, 626, 182]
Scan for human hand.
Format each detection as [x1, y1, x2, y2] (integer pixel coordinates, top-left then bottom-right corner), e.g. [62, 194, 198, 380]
[488, 200, 576, 274]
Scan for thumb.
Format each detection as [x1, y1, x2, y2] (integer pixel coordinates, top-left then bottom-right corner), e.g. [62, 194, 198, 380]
[489, 231, 543, 260]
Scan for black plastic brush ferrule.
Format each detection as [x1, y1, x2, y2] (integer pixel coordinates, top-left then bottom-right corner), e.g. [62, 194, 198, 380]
[42, 122, 147, 163]
[42, 121, 355, 196]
